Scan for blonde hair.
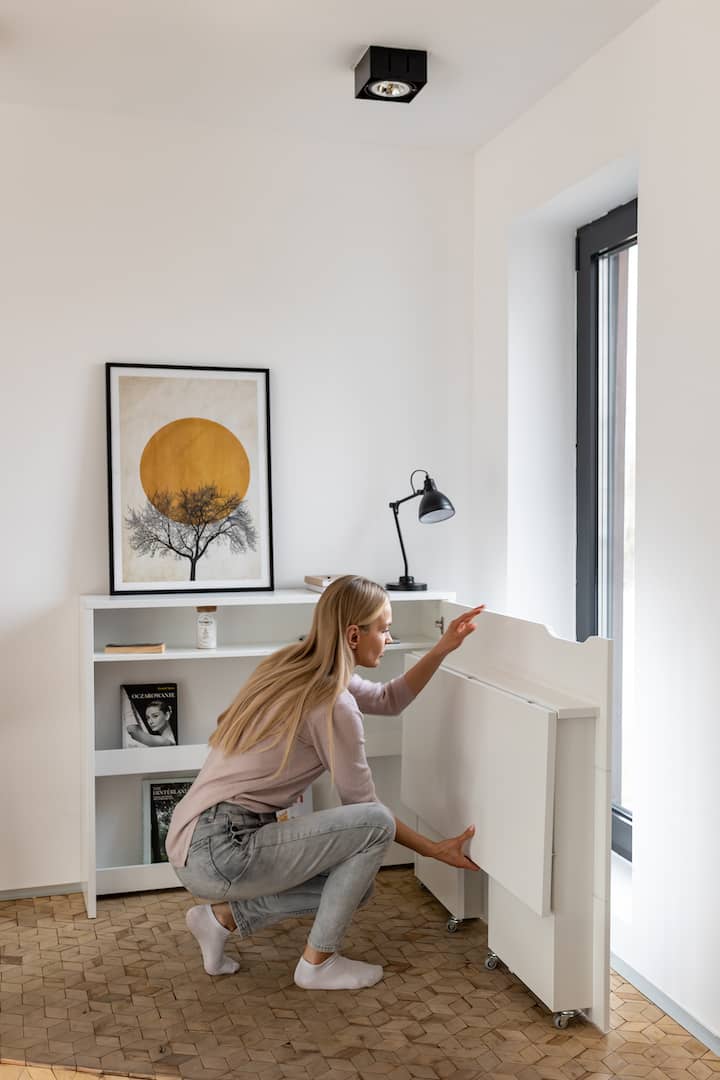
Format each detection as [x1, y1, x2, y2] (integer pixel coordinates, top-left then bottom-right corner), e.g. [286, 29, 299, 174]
[209, 575, 388, 775]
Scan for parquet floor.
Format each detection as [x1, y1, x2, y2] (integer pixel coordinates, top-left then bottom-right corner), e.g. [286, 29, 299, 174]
[1, 868, 717, 1080]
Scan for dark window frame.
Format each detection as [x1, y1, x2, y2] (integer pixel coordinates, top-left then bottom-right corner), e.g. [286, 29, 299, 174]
[576, 197, 637, 861]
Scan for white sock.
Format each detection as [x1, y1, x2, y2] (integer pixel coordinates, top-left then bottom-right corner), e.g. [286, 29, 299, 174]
[185, 904, 240, 976]
[294, 953, 383, 990]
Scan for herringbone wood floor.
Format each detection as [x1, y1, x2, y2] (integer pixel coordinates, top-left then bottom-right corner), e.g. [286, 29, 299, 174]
[0, 868, 716, 1080]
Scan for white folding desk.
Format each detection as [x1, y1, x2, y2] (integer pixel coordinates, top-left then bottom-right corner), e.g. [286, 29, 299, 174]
[401, 605, 612, 1031]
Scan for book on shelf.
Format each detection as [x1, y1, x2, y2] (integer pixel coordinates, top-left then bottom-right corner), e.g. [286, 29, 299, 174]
[121, 683, 178, 748]
[303, 574, 347, 593]
[104, 642, 165, 654]
[142, 776, 195, 863]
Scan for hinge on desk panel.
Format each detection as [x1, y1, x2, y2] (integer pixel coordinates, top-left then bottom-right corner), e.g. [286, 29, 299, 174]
[434, 617, 445, 635]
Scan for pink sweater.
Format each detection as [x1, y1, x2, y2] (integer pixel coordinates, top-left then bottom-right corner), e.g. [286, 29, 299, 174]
[165, 672, 415, 868]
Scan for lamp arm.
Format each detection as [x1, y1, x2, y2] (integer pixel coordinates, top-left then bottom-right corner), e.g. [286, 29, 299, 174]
[391, 489, 423, 509]
[390, 496, 418, 583]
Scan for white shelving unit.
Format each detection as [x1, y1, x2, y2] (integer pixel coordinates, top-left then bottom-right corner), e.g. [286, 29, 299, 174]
[80, 588, 454, 917]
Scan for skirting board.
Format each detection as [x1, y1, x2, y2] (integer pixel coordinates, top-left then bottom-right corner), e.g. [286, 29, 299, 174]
[611, 952, 720, 1057]
[0, 882, 83, 902]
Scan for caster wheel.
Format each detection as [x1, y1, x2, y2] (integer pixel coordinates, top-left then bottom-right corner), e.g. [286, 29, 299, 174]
[484, 953, 499, 970]
[553, 1012, 570, 1030]
[446, 916, 462, 933]
[418, 881, 429, 892]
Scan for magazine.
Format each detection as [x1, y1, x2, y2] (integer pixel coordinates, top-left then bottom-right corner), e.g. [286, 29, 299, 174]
[142, 776, 196, 863]
[121, 683, 178, 748]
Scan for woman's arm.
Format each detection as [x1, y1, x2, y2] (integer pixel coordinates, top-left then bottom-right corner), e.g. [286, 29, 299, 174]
[393, 816, 480, 870]
[403, 605, 485, 698]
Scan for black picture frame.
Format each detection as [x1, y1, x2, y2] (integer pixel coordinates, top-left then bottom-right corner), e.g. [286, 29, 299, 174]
[106, 363, 274, 594]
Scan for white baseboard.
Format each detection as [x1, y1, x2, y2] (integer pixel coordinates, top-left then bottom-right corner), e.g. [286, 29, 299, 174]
[0, 882, 83, 902]
[611, 952, 720, 1057]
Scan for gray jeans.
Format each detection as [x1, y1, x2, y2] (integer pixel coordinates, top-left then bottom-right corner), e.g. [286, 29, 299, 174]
[173, 800, 396, 953]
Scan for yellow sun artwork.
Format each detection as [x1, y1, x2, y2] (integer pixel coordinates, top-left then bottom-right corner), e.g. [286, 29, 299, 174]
[139, 417, 250, 523]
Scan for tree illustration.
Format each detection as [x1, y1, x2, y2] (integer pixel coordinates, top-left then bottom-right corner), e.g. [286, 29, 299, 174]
[125, 485, 258, 581]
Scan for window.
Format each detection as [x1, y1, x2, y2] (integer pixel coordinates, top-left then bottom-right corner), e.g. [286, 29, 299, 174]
[576, 198, 638, 861]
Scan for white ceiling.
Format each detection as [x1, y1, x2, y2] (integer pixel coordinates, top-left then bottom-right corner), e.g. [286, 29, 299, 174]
[0, 0, 659, 150]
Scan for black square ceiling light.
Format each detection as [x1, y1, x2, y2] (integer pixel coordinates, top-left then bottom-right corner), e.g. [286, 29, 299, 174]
[354, 46, 427, 103]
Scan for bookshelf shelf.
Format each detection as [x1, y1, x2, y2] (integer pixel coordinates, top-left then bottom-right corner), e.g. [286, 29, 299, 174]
[83, 589, 454, 610]
[81, 588, 455, 917]
[95, 744, 210, 776]
[94, 639, 436, 663]
[96, 861, 182, 894]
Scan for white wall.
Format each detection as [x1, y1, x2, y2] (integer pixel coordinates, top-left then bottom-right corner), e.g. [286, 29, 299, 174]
[0, 107, 474, 890]
[471, 0, 720, 1039]
[507, 218, 578, 639]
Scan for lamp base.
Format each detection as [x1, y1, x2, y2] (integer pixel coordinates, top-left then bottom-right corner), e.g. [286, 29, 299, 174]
[386, 576, 427, 591]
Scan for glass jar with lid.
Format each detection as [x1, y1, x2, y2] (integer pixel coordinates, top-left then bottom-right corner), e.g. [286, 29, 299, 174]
[196, 606, 218, 649]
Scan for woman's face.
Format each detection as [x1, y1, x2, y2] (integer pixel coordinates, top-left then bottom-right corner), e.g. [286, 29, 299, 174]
[145, 705, 169, 733]
[353, 601, 393, 668]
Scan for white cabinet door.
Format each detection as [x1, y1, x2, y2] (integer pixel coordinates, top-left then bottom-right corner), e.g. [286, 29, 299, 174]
[401, 664, 557, 917]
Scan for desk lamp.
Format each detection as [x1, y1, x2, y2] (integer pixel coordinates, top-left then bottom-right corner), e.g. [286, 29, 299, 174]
[386, 470, 455, 591]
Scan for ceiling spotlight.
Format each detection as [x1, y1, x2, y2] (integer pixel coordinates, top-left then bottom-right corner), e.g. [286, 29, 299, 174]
[354, 46, 427, 104]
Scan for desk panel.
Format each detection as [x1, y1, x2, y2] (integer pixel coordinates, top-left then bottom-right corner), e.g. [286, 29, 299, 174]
[402, 665, 557, 917]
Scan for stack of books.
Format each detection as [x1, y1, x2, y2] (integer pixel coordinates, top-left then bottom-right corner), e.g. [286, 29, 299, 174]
[303, 574, 346, 593]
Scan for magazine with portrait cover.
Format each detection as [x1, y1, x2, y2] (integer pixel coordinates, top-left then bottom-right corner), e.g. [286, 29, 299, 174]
[121, 683, 178, 748]
[142, 776, 196, 863]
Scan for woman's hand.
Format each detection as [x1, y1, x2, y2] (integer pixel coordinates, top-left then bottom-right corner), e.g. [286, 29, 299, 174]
[431, 825, 480, 870]
[437, 605, 485, 657]
[393, 818, 481, 869]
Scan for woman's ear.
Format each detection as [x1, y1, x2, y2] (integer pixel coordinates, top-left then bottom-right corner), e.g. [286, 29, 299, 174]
[346, 625, 359, 651]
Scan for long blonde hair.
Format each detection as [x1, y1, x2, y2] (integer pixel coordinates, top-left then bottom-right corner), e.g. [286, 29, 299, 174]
[209, 575, 388, 775]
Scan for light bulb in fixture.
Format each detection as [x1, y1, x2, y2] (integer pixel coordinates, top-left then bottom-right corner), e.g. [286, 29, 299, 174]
[368, 79, 413, 99]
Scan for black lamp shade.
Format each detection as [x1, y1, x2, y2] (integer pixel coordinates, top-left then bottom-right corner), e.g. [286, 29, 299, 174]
[418, 477, 454, 523]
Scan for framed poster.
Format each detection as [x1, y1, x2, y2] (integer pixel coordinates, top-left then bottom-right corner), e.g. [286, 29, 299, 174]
[106, 363, 273, 593]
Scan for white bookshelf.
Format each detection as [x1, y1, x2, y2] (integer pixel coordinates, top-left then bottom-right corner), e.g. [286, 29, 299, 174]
[80, 588, 455, 917]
